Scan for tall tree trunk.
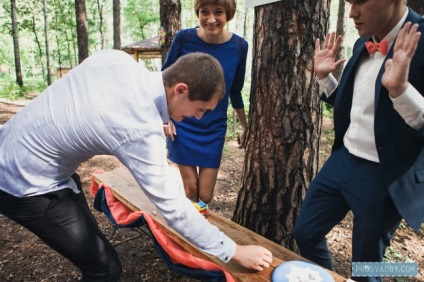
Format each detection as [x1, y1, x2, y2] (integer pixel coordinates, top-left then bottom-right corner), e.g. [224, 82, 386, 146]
[43, 0, 51, 85]
[75, 0, 89, 64]
[53, 0, 63, 70]
[333, 0, 345, 81]
[96, 0, 105, 49]
[160, 0, 181, 64]
[232, 0, 330, 250]
[10, 0, 23, 87]
[30, 7, 46, 84]
[408, 0, 424, 15]
[113, 0, 121, 50]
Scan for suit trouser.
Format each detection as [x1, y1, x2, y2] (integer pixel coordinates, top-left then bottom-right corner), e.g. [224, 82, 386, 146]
[294, 146, 402, 282]
[0, 173, 122, 282]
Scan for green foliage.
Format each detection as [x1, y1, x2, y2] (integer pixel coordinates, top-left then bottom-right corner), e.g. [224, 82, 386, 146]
[123, 0, 160, 43]
[0, 0, 11, 36]
[222, 144, 230, 155]
[226, 79, 251, 141]
[383, 246, 417, 282]
[398, 221, 407, 230]
[0, 0, 253, 87]
[0, 82, 26, 100]
[383, 247, 418, 282]
[226, 109, 239, 140]
[384, 246, 404, 262]
[322, 102, 333, 119]
[0, 76, 45, 100]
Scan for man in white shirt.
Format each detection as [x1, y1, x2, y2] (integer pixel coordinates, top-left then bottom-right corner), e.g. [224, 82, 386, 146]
[294, 1, 424, 281]
[0, 50, 272, 281]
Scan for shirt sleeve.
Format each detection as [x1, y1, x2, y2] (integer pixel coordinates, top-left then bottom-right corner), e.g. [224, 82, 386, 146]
[112, 131, 237, 262]
[391, 83, 424, 131]
[229, 40, 248, 109]
[317, 74, 338, 98]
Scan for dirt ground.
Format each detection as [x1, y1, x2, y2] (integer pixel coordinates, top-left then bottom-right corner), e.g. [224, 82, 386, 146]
[0, 99, 423, 282]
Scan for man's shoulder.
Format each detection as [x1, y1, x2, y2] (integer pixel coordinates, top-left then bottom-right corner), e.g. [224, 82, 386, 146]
[407, 7, 424, 25]
[90, 49, 132, 60]
[84, 50, 137, 69]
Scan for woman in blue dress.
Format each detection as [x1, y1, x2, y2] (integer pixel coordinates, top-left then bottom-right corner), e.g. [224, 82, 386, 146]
[162, 0, 248, 211]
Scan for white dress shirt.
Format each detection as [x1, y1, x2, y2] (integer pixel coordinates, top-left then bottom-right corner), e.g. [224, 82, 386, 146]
[318, 9, 424, 162]
[0, 49, 236, 263]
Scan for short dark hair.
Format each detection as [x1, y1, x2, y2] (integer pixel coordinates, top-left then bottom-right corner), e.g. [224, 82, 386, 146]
[162, 52, 226, 102]
[194, 0, 237, 22]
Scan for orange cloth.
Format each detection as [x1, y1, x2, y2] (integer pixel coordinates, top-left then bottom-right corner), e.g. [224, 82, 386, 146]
[90, 173, 235, 282]
[90, 172, 143, 225]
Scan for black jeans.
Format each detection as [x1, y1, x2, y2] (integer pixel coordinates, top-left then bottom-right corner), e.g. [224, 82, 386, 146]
[0, 173, 122, 281]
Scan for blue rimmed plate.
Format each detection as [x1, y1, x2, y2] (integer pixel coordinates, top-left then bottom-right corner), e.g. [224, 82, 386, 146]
[271, 260, 335, 282]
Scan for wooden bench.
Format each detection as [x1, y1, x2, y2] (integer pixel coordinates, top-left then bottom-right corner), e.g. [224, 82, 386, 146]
[92, 166, 350, 282]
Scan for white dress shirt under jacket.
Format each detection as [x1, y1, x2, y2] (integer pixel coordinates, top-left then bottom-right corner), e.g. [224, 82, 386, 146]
[318, 9, 424, 162]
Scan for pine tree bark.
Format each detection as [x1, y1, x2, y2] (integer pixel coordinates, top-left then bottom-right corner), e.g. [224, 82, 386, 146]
[160, 0, 181, 64]
[232, 1, 330, 250]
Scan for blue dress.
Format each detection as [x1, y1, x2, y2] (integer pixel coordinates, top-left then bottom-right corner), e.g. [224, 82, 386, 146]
[162, 28, 248, 168]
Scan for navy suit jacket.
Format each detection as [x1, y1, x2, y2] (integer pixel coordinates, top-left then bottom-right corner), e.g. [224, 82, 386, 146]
[323, 8, 424, 232]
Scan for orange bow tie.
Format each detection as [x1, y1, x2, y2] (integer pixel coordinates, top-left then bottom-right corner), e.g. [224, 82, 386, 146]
[365, 40, 389, 55]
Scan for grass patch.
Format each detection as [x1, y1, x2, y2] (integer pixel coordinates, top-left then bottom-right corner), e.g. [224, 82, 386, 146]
[0, 77, 45, 100]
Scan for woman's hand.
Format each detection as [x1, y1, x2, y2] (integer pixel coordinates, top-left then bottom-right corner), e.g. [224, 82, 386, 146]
[237, 127, 247, 149]
[163, 121, 176, 141]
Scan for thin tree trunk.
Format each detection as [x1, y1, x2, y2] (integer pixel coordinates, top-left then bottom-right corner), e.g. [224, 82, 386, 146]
[43, 0, 51, 85]
[30, 8, 46, 84]
[333, 0, 345, 80]
[53, 0, 63, 71]
[96, 0, 105, 49]
[10, 0, 23, 87]
[113, 0, 121, 50]
[75, 0, 89, 64]
[233, 0, 330, 250]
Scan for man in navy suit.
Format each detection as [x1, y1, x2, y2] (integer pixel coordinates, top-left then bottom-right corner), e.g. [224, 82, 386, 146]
[294, 0, 424, 281]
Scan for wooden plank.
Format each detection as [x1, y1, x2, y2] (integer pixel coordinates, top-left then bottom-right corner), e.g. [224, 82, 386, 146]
[93, 167, 349, 282]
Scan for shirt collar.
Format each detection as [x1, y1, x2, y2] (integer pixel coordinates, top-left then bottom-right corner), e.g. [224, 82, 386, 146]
[149, 72, 169, 124]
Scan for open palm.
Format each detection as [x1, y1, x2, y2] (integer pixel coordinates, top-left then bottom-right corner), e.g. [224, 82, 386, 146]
[382, 22, 421, 98]
[314, 32, 345, 80]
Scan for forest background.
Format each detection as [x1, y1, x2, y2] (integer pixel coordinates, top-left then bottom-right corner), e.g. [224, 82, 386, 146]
[0, 0, 353, 100]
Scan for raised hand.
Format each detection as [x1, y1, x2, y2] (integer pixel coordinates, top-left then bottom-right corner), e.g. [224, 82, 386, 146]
[314, 32, 345, 80]
[231, 245, 273, 271]
[382, 22, 421, 98]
